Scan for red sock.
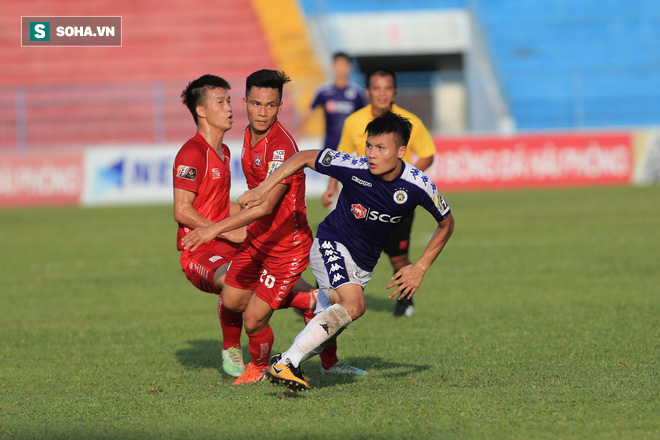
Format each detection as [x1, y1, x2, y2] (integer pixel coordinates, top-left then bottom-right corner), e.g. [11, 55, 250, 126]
[301, 310, 338, 369]
[320, 340, 338, 370]
[288, 290, 314, 310]
[246, 325, 273, 367]
[218, 295, 242, 350]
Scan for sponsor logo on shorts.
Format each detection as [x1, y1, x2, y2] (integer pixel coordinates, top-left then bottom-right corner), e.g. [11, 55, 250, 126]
[273, 150, 285, 161]
[176, 165, 197, 181]
[190, 262, 210, 279]
[351, 175, 372, 187]
[393, 189, 408, 204]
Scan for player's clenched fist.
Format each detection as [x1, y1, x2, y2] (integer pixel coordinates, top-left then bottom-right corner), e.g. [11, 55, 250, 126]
[181, 224, 221, 251]
[238, 188, 266, 209]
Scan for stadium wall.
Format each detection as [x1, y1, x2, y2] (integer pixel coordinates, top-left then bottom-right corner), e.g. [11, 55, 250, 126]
[2, 130, 657, 208]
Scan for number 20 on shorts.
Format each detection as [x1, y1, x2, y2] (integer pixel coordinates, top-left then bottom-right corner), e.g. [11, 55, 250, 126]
[260, 269, 276, 288]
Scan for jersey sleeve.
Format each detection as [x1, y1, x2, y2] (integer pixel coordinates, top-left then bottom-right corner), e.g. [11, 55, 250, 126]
[173, 145, 205, 193]
[409, 118, 436, 159]
[265, 137, 298, 184]
[315, 149, 365, 183]
[415, 171, 451, 223]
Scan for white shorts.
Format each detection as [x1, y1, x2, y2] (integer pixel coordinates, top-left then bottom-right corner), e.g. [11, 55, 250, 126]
[309, 237, 372, 313]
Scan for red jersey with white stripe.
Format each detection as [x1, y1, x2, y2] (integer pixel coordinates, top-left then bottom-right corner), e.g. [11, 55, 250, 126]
[173, 132, 238, 255]
[241, 120, 313, 253]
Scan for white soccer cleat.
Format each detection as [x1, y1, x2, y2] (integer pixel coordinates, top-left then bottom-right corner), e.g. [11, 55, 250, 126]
[321, 361, 368, 376]
[222, 346, 245, 377]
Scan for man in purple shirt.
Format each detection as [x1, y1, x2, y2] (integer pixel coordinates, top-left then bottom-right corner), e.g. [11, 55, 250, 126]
[299, 52, 366, 151]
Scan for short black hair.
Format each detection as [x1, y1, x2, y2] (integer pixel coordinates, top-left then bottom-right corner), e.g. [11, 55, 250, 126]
[332, 52, 351, 62]
[365, 110, 412, 147]
[365, 68, 397, 89]
[181, 74, 231, 125]
[245, 69, 290, 100]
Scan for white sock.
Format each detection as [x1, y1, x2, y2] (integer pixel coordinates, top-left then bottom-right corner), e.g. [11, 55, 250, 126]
[279, 304, 352, 368]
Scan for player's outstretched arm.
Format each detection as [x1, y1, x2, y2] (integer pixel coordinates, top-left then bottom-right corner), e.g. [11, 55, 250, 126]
[386, 212, 455, 299]
[181, 184, 290, 251]
[238, 149, 321, 209]
[221, 202, 248, 243]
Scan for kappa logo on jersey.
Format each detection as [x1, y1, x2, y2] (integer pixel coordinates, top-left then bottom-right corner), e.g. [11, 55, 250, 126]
[351, 175, 372, 187]
[351, 204, 367, 219]
[393, 189, 408, 204]
[176, 165, 197, 181]
[272, 150, 285, 161]
[320, 150, 335, 166]
[212, 168, 221, 179]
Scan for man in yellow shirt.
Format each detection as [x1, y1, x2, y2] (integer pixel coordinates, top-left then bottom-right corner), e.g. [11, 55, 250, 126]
[322, 68, 436, 318]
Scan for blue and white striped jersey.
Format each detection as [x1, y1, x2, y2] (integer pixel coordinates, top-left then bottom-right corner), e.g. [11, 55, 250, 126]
[314, 149, 451, 271]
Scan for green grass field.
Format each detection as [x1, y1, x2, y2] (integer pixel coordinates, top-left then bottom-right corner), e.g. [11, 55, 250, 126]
[1, 185, 659, 439]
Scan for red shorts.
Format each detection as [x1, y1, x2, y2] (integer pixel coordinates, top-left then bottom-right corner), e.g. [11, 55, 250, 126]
[180, 244, 237, 295]
[224, 242, 310, 310]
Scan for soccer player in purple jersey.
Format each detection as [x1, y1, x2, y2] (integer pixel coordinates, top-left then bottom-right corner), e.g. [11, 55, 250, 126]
[298, 52, 365, 152]
[238, 111, 455, 391]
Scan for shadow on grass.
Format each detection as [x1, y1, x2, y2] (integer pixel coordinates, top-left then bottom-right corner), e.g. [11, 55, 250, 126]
[364, 291, 402, 314]
[174, 339, 223, 373]
[270, 355, 431, 394]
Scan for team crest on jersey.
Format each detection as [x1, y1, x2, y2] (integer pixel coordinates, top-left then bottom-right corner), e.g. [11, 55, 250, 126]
[320, 150, 335, 166]
[351, 204, 367, 219]
[212, 168, 221, 179]
[176, 165, 197, 181]
[255, 156, 261, 166]
[393, 189, 408, 204]
[272, 150, 286, 161]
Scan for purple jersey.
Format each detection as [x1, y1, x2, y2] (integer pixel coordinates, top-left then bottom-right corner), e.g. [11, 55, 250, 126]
[311, 82, 365, 150]
[314, 149, 451, 271]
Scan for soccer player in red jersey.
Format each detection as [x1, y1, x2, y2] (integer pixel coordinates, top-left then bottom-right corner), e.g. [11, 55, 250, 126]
[182, 70, 365, 384]
[173, 75, 248, 378]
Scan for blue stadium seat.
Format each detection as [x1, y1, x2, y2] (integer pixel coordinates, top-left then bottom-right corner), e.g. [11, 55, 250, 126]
[298, 0, 465, 14]
[472, 0, 660, 129]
